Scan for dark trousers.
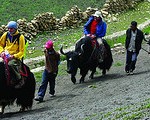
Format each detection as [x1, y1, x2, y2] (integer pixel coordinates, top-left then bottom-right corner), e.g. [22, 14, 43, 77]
[125, 50, 138, 72]
[8, 59, 22, 80]
[37, 69, 57, 98]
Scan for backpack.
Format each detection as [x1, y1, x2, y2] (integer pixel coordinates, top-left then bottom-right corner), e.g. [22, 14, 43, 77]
[5, 32, 29, 59]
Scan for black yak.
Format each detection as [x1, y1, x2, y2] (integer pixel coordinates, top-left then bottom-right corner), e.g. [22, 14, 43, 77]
[0, 62, 35, 114]
[60, 36, 113, 84]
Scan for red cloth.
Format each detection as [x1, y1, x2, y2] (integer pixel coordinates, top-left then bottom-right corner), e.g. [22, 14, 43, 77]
[91, 39, 99, 48]
[90, 20, 98, 34]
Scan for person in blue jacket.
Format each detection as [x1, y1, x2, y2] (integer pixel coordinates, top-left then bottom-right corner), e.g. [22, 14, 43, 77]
[83, 11, 107, 62]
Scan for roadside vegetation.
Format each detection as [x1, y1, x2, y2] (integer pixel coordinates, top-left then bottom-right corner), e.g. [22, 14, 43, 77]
[84, 98, 150, 120]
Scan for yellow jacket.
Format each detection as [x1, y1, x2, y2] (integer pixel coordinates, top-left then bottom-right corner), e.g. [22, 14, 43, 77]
[0, 31, 25, 60]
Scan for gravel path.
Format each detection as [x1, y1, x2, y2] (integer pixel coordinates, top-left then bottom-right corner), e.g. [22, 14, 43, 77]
[1, 43, 150, 120]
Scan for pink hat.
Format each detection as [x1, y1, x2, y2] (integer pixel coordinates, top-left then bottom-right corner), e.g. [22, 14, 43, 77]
[45, 40, 53, 49]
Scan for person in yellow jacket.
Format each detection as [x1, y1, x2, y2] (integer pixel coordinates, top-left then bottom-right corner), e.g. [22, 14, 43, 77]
[0, 21, 25, 87]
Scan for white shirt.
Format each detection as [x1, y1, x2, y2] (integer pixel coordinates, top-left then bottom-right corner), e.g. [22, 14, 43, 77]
[128, 30, 137, 52]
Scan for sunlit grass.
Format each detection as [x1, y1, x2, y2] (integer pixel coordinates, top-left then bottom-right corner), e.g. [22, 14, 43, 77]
[33, 61, 68, 83]
[83, 98, 150, 120]
[0, 0, 105, 25]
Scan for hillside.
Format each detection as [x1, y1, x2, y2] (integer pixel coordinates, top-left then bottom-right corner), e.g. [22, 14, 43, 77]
[0, 0, 105, 25]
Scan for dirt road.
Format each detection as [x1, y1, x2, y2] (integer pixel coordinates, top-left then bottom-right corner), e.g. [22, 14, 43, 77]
[1, 43, 150, 120]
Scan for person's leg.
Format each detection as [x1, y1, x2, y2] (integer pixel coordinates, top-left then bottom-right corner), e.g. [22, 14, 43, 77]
[125, 50, 132, 73]
[35, 69, 48, 101]
[130, 52, 138, 72]
[97, 38, 103, 45]
[49, 73, 57, 96]
[8, 59, 21, 80]
[97, 38, 104, 62]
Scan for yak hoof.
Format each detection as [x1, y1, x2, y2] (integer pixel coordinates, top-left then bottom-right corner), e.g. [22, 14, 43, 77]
[0, 107, 4, 114]
[0, 112, 3, 115]
[71, 77, 76, 84]
[89, 75, 93, 79]
[102, 69, 106, 75]
[19, 107, 25, 112]
[79, 81, 85, 84]
[79, 79, 85, 84]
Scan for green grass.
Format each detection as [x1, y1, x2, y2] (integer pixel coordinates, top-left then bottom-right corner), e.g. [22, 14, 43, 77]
[143, 25, 150, 35]
[83, 98, 150, 120]
[23, 1, 150, 59]
[0, 0, 105, 25]
[1, 1, 150, 59]
[34, 61, 67, 82]
[34, 72, 42, 82]
[114, 61, 123, 67]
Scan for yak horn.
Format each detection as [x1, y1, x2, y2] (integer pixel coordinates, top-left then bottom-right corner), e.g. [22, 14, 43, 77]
[81, 44, 85, 53]
[60, 46, 67, 55]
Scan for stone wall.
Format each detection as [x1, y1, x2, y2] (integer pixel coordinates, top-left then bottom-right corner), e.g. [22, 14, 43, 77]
[0, 0, 144, 41]
[101, 0, 144, 17]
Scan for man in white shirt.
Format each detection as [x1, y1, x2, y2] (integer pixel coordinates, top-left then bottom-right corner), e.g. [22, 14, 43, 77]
[125, 21, 144, 75]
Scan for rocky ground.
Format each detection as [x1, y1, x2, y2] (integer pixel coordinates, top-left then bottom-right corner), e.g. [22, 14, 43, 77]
[0, 42, 150, 120]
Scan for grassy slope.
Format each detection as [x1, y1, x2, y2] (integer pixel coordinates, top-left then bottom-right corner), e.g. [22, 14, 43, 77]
[26, 1, 150, 59]
[0, 0, 105, 25]
[1, 1, 150, 58]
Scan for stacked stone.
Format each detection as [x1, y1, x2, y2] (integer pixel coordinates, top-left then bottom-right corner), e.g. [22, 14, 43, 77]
[101, 0, 143, 17]
[0, 25, 7, 36]
[58, 5, 83, 30]
[111, 43, 125, 54]
[0, 0, 144, 40]
[17, 18, 37, 40]
[32, 12, 59, 31]
[82, 7, 98, 20]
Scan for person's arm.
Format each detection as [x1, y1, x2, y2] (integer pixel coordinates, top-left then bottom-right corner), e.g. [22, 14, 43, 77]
[57, 53, 60, 65]
[139, 30, 144, 45]
[13, 35, 25, 59]
[0, 32, 7, 53]
[83, 16, 93, 35]
[125, 29, 130, 49]
[97, 22, 107, 38]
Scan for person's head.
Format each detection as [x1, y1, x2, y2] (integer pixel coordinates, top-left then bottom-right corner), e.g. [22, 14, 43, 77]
[7, 21, 18, 35]
[45, 40, 53, 50]
[93, 11, 102, 21]
[130, 21, 137, 31]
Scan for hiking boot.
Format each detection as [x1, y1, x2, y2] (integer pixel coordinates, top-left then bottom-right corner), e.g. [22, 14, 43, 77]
[50, 94, 55, 97]
[34, 96, 43, 102]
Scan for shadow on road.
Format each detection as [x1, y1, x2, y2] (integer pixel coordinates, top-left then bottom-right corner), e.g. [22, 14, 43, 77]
[0, 106, 49, 119]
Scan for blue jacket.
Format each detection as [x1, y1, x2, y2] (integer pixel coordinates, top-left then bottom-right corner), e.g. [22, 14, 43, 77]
[83, 16, 107, 38]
